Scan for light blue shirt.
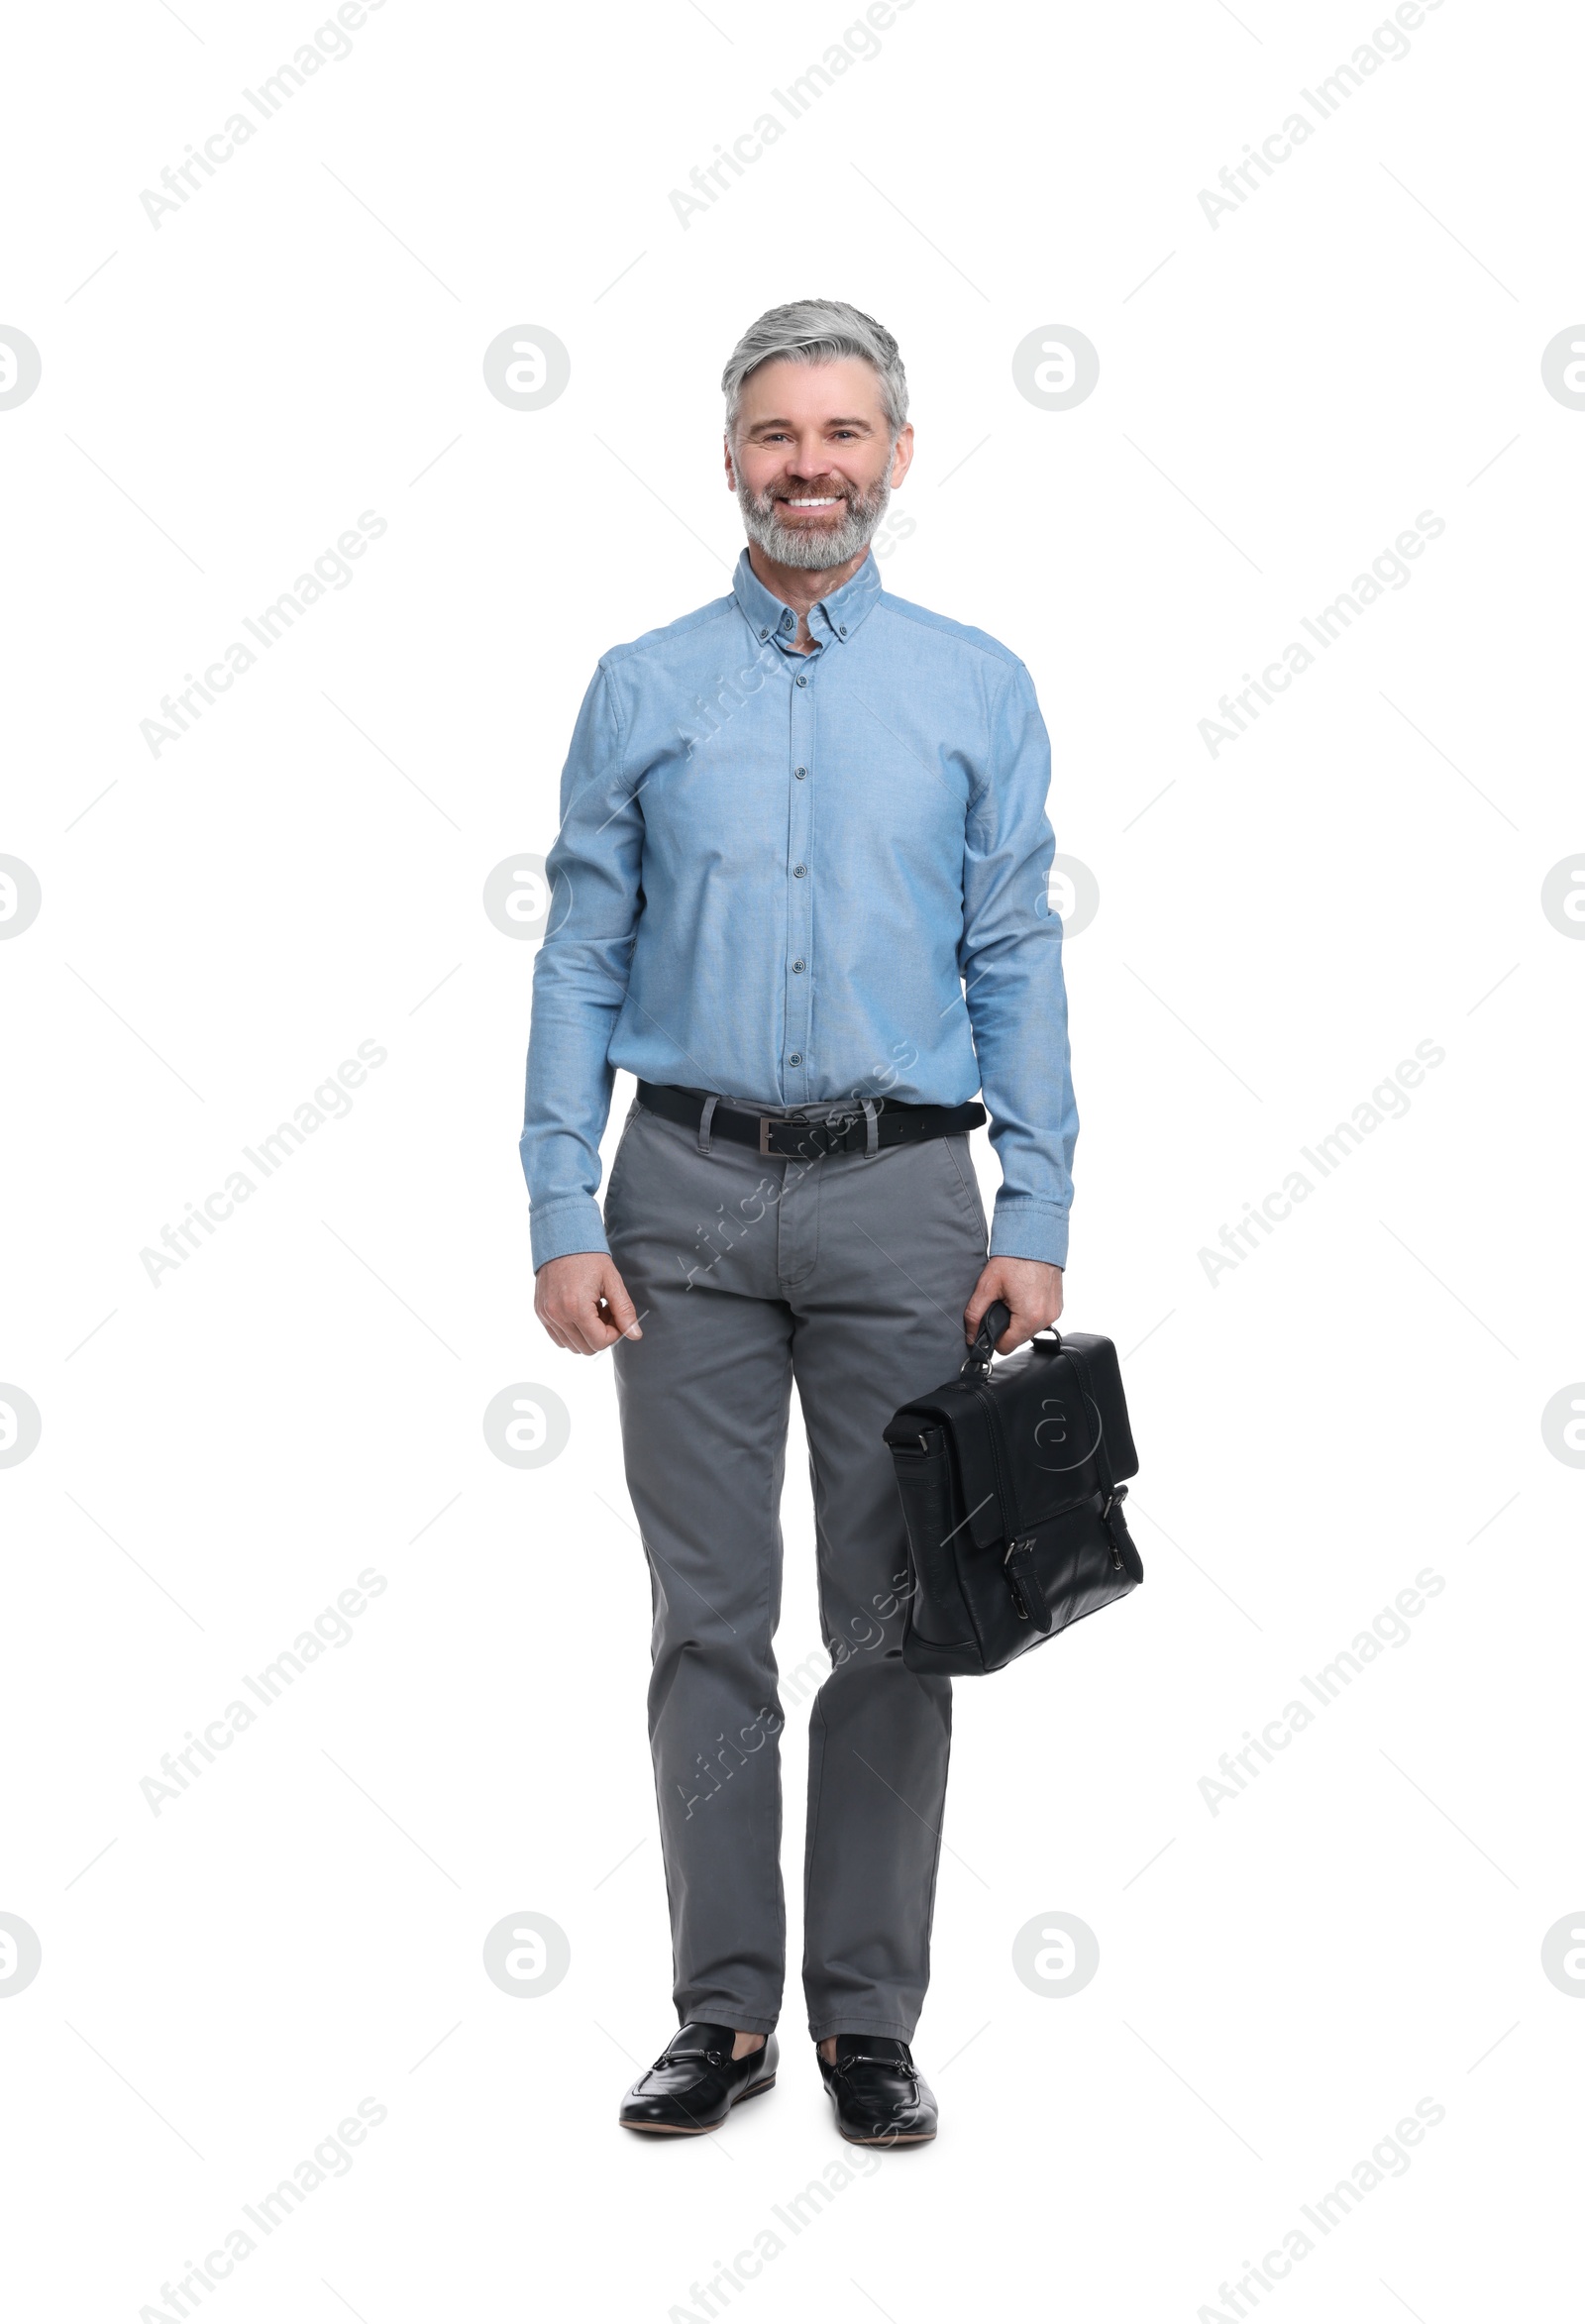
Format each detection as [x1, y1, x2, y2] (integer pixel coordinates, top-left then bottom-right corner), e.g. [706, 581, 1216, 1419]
[520, 548, 1078, 1272]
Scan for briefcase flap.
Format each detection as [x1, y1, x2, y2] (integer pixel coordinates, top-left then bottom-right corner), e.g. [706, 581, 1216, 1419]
[890, 1332, 1136, 1550]
[983, 1332, 1138, 1532]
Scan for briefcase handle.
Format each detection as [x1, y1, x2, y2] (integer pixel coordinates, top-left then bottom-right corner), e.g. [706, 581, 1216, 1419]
[960, 1301, 1064, 1381]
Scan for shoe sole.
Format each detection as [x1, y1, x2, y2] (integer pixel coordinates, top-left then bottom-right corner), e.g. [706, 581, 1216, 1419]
[621, 2073, 777, 2135]
[835, 2126, 936, 2146]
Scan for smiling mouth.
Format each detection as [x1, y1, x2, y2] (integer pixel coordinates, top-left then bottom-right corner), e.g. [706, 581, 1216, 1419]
[779, 495, 843, 510]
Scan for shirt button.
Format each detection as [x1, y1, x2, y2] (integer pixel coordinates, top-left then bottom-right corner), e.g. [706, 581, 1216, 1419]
[792, 959, 805, 973]
[760, 627, 769, 641]
[795, 674, 807, 687]
[793, 766, 806, 779]
[839, 625, 847, 636]
[790, 1052, 802, 1065]
[792, 864, 806, 877]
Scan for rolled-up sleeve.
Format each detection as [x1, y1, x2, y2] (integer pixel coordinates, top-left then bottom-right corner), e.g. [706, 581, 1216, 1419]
[958, 661, 1079, 1268]
[520, 661, 644, 1270]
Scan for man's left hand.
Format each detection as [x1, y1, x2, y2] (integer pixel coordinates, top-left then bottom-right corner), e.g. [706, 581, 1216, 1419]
[965, 1258, 1064, 1355]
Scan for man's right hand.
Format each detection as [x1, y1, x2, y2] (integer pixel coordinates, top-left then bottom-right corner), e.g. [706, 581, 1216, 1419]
[534, 1252, 644, 1355]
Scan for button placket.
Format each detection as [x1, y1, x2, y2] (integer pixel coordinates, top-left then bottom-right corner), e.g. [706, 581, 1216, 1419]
[787, 660, 815, 1099]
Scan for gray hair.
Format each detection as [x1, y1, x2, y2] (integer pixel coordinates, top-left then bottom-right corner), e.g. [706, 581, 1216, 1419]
[721, 299, 908, 442]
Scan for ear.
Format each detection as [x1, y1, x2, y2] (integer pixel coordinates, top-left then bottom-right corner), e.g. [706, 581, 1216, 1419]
[723, 433, 738, 491]
[888, 422, 916, 490]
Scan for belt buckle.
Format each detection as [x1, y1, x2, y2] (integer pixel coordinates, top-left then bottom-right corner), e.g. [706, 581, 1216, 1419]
[758, 1111, 823, 1156]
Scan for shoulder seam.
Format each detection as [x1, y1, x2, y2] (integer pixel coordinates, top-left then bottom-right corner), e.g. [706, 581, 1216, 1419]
[598, 598, 741, 670]
[876, 596, 1025, 671]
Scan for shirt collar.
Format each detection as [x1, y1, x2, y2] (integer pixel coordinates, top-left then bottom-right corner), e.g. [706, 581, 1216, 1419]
[731, 546, 883, 650]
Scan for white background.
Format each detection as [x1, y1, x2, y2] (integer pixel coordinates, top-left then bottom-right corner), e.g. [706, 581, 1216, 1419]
[2, 0, 1582, 2316]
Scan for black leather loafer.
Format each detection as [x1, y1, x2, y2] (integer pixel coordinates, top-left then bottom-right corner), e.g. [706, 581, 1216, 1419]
[818, 2035, 938, 2145]
[620, 2023, 779, 2135]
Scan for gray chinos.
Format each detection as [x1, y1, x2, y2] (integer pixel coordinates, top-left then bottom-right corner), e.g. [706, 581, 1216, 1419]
[603, 1089, 990, 2042]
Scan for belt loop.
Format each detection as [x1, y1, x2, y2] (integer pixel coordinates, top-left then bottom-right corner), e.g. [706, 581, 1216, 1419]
[861, 1097, 879, 1158]
[697, 1094, 719, 1154]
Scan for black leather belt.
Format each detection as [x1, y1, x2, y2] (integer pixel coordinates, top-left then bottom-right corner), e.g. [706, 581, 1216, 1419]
[637, 1081, 986, 1161]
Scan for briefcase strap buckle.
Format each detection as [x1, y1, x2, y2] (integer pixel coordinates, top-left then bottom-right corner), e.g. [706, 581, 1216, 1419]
[1101, 1485, 1129, 1572]
[1003, 1537, 1051, 1631]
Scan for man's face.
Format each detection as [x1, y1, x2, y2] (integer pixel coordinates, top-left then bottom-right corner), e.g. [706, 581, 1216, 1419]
[725, 356, 913, 572]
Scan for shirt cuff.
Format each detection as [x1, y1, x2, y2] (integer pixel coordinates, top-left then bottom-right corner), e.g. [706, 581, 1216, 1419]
[529, 1195, 612, 1273]
[988, 1196, 1069, 1270]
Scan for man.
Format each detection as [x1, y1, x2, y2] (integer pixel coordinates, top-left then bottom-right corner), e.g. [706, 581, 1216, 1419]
[521, 300, 1076, 2145]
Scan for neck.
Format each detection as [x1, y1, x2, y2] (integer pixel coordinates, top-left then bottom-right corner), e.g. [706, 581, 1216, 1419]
[746, 540, 871, 621]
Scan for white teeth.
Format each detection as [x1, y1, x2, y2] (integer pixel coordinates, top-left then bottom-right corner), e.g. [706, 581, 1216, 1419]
[787, 497, 838, 507]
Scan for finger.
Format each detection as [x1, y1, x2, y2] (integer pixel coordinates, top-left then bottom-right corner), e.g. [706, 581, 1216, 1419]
[577, 1292, 638, 1356]
[962, 1296, 989, 1343]
[541, 1304, 600, 1356]
[599, 1271, 644, 1339]
[994, 1299, 1037, 1351]
[970, 1294, 1015, 1349]
[583, 1304, 624, 1352]
[567, 1305, 615, 1356]
[537, 1301, 585, 1354]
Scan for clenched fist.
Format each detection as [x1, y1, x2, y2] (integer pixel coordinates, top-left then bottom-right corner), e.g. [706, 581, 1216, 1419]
[534, 1251, 645, 1355]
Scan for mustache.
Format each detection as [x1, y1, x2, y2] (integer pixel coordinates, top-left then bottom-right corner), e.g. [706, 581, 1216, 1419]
[765, 479, 856, 503]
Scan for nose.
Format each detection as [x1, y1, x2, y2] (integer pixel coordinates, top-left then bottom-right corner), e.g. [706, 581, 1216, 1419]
[786, 436, 837, 478]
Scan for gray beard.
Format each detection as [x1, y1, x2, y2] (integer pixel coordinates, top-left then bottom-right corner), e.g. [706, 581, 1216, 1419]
[737, 476, 891, 571]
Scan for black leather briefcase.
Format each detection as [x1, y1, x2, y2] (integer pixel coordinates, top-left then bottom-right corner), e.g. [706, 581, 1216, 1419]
[883, 1301, 1143, 1675]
